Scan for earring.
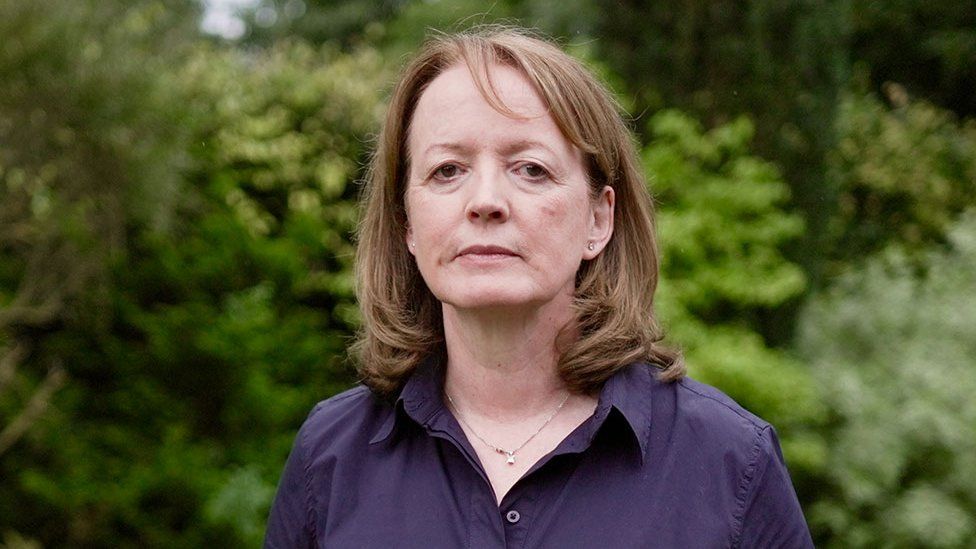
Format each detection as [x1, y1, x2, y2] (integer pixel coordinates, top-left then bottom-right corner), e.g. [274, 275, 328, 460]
[587, 242, 595, 251]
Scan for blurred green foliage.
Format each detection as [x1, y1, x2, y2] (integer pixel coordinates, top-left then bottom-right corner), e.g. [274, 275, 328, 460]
[826, 82, 976, 270]
[644, 112, 827, 483]
[850, 0, 976, 118]
[1, 2, 387, 545]
[1, 0, 975, 547]
[799, 212, 976, 548]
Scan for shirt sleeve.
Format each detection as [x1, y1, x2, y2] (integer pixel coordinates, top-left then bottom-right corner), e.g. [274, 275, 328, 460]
[264, 420, 316, 549]
[734, 426, 814, 549]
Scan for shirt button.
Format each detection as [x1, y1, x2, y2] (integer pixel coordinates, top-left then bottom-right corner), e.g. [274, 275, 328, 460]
[505, 510, 521, 524]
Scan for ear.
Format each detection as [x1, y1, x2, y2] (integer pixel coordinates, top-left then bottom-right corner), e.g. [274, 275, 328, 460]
[583, 185, 614, 260]
[405, 225, 415, 256]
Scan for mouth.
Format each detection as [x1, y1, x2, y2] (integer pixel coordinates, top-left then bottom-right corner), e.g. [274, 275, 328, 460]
[456, 244, 520, 259]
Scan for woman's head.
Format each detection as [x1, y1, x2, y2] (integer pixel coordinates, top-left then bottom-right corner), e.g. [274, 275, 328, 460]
[405, 59, 615, 318]
[355, 26, 683, 396]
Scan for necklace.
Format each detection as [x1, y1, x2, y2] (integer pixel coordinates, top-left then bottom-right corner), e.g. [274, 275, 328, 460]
[445, 391, 570, 465]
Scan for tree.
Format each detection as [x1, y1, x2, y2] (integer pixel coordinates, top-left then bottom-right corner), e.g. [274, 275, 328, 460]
[0, 2, 389, 544]
[645, 111, 827, 491]
[825, 81, 976, 273]
[0, 0, 199, 544]
[0, 0, 197, 461]
[850, 0, 976, 119]
[799, 211, 976, 548]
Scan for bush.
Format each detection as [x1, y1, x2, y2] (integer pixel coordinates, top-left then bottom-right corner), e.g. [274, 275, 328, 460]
[645, 111, 827, 482]
[0, 8, 389, 542]
[826, 83, 976, 270]
[799, 212, 976, 548]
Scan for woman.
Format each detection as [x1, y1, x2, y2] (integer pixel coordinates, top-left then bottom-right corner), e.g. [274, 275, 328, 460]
[265, 27, 813, 548]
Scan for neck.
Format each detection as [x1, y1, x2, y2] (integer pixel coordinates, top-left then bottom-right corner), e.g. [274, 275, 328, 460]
[442, 295, 575, 421]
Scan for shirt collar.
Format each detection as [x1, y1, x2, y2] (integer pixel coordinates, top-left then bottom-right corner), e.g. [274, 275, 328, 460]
[369, 357, 446, 444]
[596, 362, 654, 463]
[370, 359, 655, 462]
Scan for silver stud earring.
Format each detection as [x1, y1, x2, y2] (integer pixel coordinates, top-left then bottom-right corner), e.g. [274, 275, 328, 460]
[587, 242, 595, 251]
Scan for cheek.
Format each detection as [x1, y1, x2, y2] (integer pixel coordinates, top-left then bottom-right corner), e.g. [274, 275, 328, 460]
[405, 190, 434, 232]
[529, 198, 587, 262]
[539, 201, 560, 220]
[409, 208, 445, 240]
[539, 194, 590, 233]
[405, 192, 453, 267]
[539, 192, 574, 220]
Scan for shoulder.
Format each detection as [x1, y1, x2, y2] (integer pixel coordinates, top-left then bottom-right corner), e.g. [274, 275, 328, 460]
[304, 384, 382, 426]
[644, 370, 776, 484]
[670, 375, 770, 433]
[645, 372, 812, 546]
[265, 386, 392, 546]
[297, 385, 391, 460]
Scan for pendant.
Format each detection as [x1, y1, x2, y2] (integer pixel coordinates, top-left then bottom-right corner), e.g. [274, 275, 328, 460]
[505, 452, 516, 465]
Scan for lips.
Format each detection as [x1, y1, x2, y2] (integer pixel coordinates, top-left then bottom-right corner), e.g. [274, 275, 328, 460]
[456, 244, 519, 258]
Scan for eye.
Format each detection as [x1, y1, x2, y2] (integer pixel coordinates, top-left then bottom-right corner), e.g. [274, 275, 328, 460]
[431, 163, 463, 182]
[515, 162, 550, 181]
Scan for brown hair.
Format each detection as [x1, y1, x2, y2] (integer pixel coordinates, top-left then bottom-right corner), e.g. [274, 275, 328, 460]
[354, 26, 684, 397]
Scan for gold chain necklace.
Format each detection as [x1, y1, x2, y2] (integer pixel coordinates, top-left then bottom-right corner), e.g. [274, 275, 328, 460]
[446, 391, 570, 465]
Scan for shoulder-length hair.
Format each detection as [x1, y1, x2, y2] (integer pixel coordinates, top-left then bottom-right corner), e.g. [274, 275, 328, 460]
[353, 26, 684, 397]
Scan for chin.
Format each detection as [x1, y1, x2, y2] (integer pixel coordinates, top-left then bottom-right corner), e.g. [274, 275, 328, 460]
[433, 282, 567, 313]
[440, 292, 535, 311]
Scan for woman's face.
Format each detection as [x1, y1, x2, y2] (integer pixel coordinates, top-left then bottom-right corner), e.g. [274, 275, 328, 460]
[404, 63, 613, 313]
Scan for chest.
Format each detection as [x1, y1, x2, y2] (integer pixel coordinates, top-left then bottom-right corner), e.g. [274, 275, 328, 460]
[464, 410, 591, 505]
[310, 427, 739, 549]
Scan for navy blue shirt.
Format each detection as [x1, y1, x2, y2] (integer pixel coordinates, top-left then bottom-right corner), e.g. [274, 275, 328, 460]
[265, 361, 813, 548]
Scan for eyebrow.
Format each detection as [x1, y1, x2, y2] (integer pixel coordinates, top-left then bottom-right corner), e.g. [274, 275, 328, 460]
[420, 139, 560, 158]
[499, 139, 560, 158]
[421, 143, 474, 157]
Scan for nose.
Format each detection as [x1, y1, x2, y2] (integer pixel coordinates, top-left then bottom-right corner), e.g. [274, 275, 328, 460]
[466, 169, 510, 223]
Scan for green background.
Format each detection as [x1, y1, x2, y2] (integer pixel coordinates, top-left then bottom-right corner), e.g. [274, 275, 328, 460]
[1, 1, 974, 547]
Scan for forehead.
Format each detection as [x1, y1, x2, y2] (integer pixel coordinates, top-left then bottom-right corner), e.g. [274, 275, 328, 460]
[407, 63, 575, 158]
[419, 63, 545, 116]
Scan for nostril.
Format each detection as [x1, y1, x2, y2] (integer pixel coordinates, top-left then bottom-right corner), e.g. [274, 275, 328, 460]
[466, 204, 506, 222]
